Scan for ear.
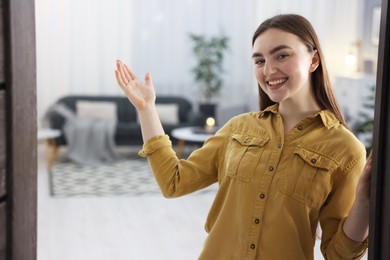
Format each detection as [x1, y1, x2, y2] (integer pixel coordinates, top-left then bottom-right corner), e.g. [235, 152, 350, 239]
[309, 51, 320, 72]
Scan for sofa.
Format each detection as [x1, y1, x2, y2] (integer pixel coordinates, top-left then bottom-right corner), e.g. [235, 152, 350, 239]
[47, 95, 196, 146]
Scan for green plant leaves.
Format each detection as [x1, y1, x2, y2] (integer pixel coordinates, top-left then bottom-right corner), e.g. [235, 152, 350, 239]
[189, 33, 229, 102]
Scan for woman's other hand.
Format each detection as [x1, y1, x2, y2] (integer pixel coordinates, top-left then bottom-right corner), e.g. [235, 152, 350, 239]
[115, 60, 156, 111]
[343, 150, 372, 242]
[355, 150, 373, 207]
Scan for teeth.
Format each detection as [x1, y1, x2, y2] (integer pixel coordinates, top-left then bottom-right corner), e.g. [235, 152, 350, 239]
[268, 79, 287, 86]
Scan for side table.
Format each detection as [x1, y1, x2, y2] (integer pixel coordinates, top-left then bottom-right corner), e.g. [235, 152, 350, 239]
[38, 128, 61, 170]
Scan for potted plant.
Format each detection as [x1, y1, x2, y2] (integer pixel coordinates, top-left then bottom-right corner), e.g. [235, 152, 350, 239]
[189, 33, 229, 119]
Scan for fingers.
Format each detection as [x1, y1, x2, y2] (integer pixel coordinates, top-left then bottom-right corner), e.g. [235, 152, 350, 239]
[115, 61, 127, 87]
[366, 150, 373, 169]
[145, 72, 153, 87]
[115, 69, 126, 88]
[368, 149, 373, 160]
[124, 64, 137, 81]
[115, 60, 140, 86]
[115, 60, 131, 84]
[115, 60, 153, 96]
[361, 150, 373, 182]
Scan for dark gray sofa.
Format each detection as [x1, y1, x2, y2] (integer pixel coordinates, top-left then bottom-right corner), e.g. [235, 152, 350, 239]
[47, 95, 195, 146]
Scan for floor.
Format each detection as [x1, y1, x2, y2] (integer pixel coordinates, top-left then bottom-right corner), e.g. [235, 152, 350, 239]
[37, 144, 367, 260]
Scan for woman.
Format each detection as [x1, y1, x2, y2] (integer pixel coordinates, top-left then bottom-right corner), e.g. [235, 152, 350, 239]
[115, 14, 372, 260]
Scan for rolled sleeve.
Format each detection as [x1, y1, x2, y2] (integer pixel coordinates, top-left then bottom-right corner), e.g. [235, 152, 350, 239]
[320, 149, 367, 259]
[327, 218, 368, 259]
[138, 135, 172, 157]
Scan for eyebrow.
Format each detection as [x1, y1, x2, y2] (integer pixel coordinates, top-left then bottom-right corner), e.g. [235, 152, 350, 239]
[251, 45, 292, 58]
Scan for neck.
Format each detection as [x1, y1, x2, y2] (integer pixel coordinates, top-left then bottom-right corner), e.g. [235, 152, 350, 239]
[278, 99, 321, 120]
[278, 98, 321, 135]
[278, 84, 322, 122]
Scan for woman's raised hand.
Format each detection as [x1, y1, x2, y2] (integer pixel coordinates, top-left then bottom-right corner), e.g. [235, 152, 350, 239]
[115, 60, 164, 141]
[115, 60, 156, 111]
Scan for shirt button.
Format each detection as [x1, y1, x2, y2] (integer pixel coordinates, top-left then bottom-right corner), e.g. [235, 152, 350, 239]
[254, 218, 260, 224]
[311, 158, 317, 164]
[250, 244, 256, 249]
[297, 125, 304, 130]
[268, 166, 274, 171]
[260, 193, 265, 199]
[278, 144, 282, 149]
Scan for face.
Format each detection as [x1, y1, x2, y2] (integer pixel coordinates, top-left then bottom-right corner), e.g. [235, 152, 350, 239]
[252, 28, 319, 105]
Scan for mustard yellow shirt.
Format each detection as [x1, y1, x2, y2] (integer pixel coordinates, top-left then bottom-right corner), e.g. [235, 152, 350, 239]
[139, 105, 368, 260]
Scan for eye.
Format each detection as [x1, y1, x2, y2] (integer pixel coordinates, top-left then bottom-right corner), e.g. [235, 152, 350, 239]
[254, 59, 265, 66]
[277, 53, 289, 60]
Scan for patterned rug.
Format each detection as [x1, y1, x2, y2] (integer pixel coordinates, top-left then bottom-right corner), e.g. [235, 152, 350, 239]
[49, 157, 218, 197]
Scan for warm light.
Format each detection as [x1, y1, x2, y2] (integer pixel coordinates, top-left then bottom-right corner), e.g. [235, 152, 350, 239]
[344, 40, 360, 73]
[204, 117, 216, 133]
[205, 117, 216, 127]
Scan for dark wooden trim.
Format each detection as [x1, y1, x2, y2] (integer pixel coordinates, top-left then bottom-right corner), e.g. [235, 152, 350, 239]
[0, 202, 6, 259]
[0, 91, 5, 198]
[0, 1, 5, 84]
[369, 0, 390, 259]
[3, 0, 37, 259]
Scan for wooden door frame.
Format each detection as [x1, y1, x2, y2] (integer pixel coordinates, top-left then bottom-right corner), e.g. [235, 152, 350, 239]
[3, 0, 37, 259]
[369, 0, 390, 258]
[2, 0, 390, 259]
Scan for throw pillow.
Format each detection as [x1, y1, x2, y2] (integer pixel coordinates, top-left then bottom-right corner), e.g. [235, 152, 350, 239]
[76, 101, 117, 121]
[156, 104, 179, 124]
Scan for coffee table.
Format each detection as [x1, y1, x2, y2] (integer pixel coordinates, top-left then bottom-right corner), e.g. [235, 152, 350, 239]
[171, 126, 217, 158]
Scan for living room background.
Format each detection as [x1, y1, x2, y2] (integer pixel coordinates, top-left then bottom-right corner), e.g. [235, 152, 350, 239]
[36, 0, 367, 125]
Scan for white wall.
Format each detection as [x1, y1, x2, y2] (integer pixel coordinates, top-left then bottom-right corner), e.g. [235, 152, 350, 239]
[36, 0, 365, 124]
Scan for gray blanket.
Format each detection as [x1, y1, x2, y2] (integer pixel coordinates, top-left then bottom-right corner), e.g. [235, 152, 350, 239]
[47, 103, 120, 166]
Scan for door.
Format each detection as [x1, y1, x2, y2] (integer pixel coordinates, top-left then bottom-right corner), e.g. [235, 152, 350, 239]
[369, 0, 390, 259]
[0, 1, 37, 259]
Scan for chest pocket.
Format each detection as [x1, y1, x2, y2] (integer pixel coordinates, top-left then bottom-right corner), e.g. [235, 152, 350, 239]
[281, 147, 339, 208]
[226, 133, 270, 183]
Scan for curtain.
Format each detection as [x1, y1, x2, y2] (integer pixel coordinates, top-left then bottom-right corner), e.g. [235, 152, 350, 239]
[36, 0, 362, 123]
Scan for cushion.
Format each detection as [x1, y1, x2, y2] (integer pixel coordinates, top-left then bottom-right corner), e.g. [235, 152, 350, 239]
[155, 104, 179, 124]
[76, 101, 117, 121]
[136, 104, 179, 124]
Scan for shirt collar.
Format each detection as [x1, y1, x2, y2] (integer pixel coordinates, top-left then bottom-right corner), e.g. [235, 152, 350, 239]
[258, 104, 340, 129]
[258, 104, 278, 118]
[318, 110, 340, 129]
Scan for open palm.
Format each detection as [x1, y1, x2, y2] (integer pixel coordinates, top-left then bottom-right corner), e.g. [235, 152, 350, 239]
[115, 60, 156, 110]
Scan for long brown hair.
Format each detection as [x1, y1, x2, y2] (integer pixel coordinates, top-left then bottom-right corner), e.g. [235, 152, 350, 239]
[252, 14, 348, 128]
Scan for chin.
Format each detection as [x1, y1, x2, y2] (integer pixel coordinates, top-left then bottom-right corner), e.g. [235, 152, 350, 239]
[268, 94, 287, 103]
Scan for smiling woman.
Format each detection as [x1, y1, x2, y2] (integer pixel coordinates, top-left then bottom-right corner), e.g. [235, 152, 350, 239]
[115, 14, 372, 259]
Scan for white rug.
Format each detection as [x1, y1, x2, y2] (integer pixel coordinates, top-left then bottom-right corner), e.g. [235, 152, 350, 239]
[49, 158, 218, 197]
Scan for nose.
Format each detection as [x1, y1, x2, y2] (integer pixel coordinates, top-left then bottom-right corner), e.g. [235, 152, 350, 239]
[263, 61, 277, 76]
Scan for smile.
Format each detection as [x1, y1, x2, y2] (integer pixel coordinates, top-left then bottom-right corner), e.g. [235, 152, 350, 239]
[267, 78, 287, 86]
